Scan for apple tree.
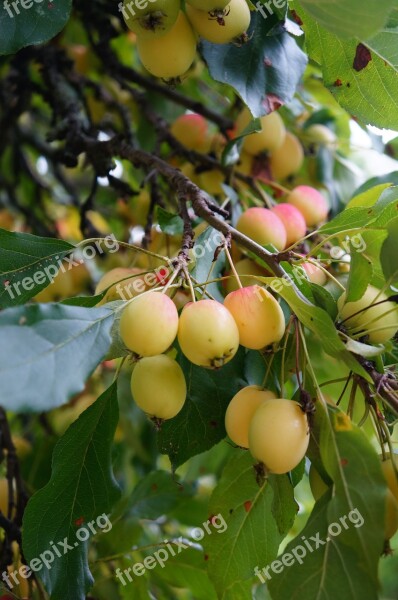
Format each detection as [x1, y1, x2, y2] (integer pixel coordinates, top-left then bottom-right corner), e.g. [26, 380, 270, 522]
[0, 1, 398, 599]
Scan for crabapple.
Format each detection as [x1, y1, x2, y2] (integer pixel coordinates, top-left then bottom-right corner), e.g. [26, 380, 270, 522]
[385, 489, 398, 540]
[95, 267, 146, 303]
[271, 203, 307, 248]
[0, 479, 16, 518]
[381, 453, 398, 502]
[137, 12, 197, 79]
[305, 124, 337, 146]
[177, 299, 240, 368]
[225, 385, 276, 448]
[300, 260, 328, 286]
[337, 285, 398, 344]
[170, 113, 210, 153]
[248, 399, 310, 474]
[131, 355, 186, 419]
[120, 292, 178, 356]
[198, 169, 225, 195]
[186, 0, 230, 9]
[224, 258, 268, 294]
[236, 207, 287, 251]
[287, 185, 329, 227]
[236, 107, 286, 155]
[122, 0, 180, 38]
[309, 464, 329, 500]
[186, 0, 251, 44]
[224, 285, 285, 350]
[269, 132, 304, 180]
[35, 268, 74, 302]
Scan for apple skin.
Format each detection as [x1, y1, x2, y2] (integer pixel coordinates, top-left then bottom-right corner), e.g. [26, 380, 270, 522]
[269, 132, 304, 180]
[178, 299, 240, 368]
[224, 258, 269, 294]
[305, 124, 337, 146]
[137, 12, 197, 79]
[271, 203, 307, 248]
[225, 385, 277, 448]
[236, 207, 287, 251]
[249, 399, 310, 474]
[122, 0, 180, 39]
[337, 285, 398, 344]
[236, 108, 286, 155]
[186, 0, 251, 44]
[287, 185, 329, 227]
[300, 261, 328, 286]
[171, 113, 210, 153]
[186, 0, 230, 9]
[224, 285, 285, 350]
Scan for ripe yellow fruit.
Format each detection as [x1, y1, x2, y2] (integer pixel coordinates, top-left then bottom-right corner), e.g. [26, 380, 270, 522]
[225, 385, 277, 448]
[95, 267, 146, 303]
[337, 285, 398, 344]
[381, 453, 398, 503]
[249, 399, 309, 474]
[120, 292, 179, 356]
[385, 489, 398, 540]
[131, 355, 186, 419]
[198, 169, 226, 195]
[300, 260, 328, 286]
[305, 124, 337, 147]
[35, 268, 74, 302]
[269, 132, 304, 180]
[271, 203, 307, 248]
[236, 108, 286, 155]
[0, 479, 16, 518]
[186, 0, 250, 44]
[287, 185, 329, 227]
[137, 12, 197, 79]
[178, 300, 240, 368]
[122, 0, 180, 38]
[236, 207, 287, 251]
[224, 258, 268, 294]
[187, 0, 230, 9]
[309, 464, 329, 500]
[224, 285, 285, 350]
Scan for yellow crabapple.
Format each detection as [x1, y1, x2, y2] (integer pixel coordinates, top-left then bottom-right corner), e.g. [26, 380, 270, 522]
[271, 203, 307, 247]
[236, 207, 287, 251]
[269, 132, 304, 180]
[225, 385, 277, 448]
[122, 0, 180, 38]
[287, 185, 329, 227]
[236, 107, 286, 155]
[186, 0, 250, 44]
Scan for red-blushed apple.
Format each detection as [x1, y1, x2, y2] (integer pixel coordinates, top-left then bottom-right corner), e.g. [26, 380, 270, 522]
[236, 207, 287, 251]
[287, 185, 329, 227]
[271, 203, 307, 247]
[224, 285, 285, 350]
[170, 113, 210, 153]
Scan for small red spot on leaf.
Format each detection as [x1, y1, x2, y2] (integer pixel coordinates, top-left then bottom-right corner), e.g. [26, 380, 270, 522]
[340, 458, 348, 467]
[3, 280, 10, 287]
[290, 10, 303, 25]
[353, 44, 372, 72]
[334, 79, 343, 87]
[244, 500, 252, 513]
[209, 420, 218, 428]
[204, 554, 209, 561]
[151, 484, 158, 491]
[74, 517, 84, 526]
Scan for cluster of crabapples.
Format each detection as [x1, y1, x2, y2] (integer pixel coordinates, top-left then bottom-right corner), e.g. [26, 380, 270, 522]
[118, 283, 288, 424]
[121, 0, 251, 80]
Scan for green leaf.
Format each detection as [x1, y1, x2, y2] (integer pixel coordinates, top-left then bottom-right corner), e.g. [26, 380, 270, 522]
[294, 1, 398, 129]
[128, 471, 195, 519]
[268, 405, 386, 600]
[0, 304, 114, 412]
[0, 229, 74, 308]
[203, 451, 294, 595]
[158, 548, 218, 600]
[346, 249, 372, 302]
[264, 278, 370, 380]
[0, 0, 72, 55]
[201, 15, 307, 117]
[157, 206, 184, 236]
[380, 217, 398, 284]
[190, 226, 225, 302]
[22, 383, 121, 600]
[298, 0, 395, 39]
[158, 348, 246, 470]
